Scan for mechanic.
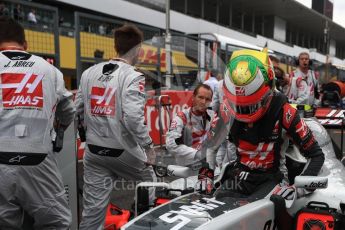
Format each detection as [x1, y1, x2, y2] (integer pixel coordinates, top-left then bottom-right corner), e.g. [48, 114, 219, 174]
[269, 55, 309, 105]
[166, 84, 218, 167]
[76, 24, 157, 230]
[287, 75, 311, 106]
[209, 49, 324, 201]
[290, 52, 320, 106]
[0, 17, 75, 229]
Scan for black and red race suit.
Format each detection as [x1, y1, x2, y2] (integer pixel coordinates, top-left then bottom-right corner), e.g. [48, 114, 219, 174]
[218, 92, 324, 196]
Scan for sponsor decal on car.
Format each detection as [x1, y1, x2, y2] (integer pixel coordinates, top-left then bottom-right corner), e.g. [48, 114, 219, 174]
[159, 197, 225, 230]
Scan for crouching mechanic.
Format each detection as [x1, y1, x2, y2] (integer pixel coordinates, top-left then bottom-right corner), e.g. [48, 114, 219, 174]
[76, 24, 157, 230]
[0, 17, 75, 229]
[209, 49, 324, 206]
[166, 84, 218, 168]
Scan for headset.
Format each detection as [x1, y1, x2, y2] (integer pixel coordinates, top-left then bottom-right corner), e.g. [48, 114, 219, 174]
[295, 52, 313, 67]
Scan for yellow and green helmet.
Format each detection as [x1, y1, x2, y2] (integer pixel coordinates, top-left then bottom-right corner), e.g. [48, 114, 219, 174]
[223, 49, 275, 123]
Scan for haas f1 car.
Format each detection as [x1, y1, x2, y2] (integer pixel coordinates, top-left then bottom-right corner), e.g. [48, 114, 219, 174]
[120, 118, 345, 230]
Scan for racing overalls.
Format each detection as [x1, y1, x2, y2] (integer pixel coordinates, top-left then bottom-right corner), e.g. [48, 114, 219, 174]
[291, 68, 319, 106]
[76, 58, 157, 230]
[215, 92, 325, 196]
[284, 75, 309, 105]
[0, 49, 75, 229]
[166, 108, 218, 166]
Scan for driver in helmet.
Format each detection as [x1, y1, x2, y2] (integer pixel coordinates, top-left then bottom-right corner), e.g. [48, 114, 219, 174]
[209, 49, 325, 200]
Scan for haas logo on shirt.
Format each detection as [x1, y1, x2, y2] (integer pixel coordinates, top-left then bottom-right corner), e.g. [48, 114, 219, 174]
[0, 73, 44, 109]
[90, 86, 116, 116]
[238, 141, 275, 169]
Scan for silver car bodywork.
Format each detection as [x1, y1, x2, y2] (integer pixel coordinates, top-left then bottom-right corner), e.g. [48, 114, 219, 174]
[122, 118, 345, 230]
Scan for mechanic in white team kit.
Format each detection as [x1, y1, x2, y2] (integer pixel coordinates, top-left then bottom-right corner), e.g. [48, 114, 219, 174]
[0, 17, 75, 229]
[270, 54, 309, 105]
[290, 52, 320, 106]
[166, 84, 218, 167]
[76, 24, 157, 230]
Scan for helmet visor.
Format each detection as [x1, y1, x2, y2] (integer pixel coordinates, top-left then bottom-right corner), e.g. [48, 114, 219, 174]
[229, 89, 272, 115]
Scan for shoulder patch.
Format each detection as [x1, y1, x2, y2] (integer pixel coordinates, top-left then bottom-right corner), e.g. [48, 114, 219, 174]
[282, 103, 297, 129]
[177, 111, 187, 125]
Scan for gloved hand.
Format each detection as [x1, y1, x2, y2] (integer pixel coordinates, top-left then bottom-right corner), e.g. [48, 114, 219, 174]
[273, 184, 296, 200]
[273, 183, 313, 202]
[145, 147, 156, 165]
[198, 164, 214, 180]
[197, 163, 214, 194]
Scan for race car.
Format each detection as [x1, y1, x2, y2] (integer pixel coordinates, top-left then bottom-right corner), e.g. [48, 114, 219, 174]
[120, 118, 345, 230]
